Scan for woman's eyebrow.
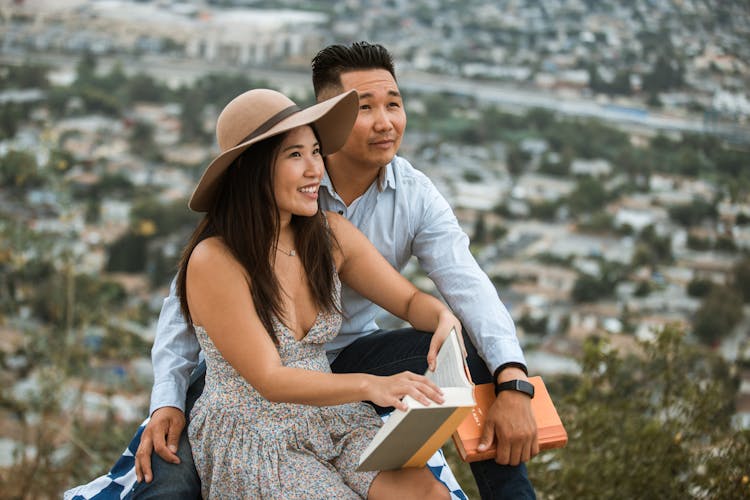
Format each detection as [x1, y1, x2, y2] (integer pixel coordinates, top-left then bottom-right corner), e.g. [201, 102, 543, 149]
[281, 142, 319, 152]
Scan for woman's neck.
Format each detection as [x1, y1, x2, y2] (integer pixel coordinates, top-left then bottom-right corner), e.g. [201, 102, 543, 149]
[277, 218, 296, 250]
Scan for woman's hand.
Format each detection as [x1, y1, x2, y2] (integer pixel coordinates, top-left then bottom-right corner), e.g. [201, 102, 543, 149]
[426, 310, 464, 372]
[366, 372, 445, 411]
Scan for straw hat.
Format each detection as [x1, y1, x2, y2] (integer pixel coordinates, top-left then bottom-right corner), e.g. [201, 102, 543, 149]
[189, 88, 359, 212]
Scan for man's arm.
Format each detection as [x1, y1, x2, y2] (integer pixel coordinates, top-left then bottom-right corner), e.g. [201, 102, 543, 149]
[135, 277, 201, 483]
[411, 185, 524, 372]
[411, 179, 538, 465]
[148, 278, 200, 415]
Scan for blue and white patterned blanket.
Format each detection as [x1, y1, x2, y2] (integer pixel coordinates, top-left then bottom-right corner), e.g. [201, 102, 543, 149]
[64, 416, 467, 499]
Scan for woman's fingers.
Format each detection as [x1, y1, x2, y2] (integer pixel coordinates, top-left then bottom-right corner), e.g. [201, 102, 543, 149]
[395, 373, 444, 406]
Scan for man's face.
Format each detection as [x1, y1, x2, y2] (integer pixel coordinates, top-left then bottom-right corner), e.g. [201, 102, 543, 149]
[331, 69, 407, 172]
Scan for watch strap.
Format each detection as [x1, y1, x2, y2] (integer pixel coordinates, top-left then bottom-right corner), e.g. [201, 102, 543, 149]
[494, 379, 535, 398]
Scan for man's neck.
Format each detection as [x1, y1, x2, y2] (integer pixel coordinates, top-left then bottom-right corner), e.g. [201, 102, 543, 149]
[327, 160, 384, 206]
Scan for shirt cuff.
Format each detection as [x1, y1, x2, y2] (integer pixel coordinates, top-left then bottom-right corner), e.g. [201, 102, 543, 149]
[493, 362, 529, 385]
[482, 337, 527, 376]
[149, 379, 188, 415]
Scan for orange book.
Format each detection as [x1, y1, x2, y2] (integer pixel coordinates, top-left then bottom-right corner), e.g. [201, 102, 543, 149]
[452, 376, 567, 463]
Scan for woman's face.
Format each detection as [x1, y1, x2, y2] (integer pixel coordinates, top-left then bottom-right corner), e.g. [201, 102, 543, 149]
[273, 125, 324, 222]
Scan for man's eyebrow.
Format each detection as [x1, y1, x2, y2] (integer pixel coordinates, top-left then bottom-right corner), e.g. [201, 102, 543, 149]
[358, 90, 402, 99]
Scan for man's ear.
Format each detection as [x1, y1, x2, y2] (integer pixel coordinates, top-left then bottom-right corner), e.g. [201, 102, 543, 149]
[316, 85, 346, 103]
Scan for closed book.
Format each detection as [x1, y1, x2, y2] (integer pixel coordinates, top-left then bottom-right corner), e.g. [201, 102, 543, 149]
[452, 376, 567, 463]
[356, 328, 476, 471]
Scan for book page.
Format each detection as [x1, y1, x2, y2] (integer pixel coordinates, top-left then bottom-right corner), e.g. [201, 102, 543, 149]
[425, 328, 471, 388]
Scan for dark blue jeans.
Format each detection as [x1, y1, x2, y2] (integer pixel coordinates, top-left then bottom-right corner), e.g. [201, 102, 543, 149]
[330, 328, 536, 500]
[134, 328, 536, 500]
[131, 364, 205, 499]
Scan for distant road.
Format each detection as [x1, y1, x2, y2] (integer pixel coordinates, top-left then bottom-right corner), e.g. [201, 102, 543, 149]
[3, 51, 748, 143]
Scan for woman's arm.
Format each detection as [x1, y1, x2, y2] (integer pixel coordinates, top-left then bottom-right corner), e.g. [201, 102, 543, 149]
[185, 237, 443, 410]
[328, 212, 464, 370]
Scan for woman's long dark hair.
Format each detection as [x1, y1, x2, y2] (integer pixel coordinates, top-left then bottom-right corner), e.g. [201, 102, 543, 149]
[176, 130, 339, 343]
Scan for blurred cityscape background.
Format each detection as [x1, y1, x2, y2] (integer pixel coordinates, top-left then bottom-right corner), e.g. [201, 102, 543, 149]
[1, 0, 749, 498]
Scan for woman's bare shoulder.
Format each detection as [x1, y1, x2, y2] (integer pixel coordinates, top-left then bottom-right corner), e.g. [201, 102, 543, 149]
[324, 210, 355, 239]
[188, 237, 243, 276]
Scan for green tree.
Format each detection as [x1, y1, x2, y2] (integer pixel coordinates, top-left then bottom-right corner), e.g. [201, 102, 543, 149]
[642, 54, 684, 93]
[106, 232, 149, 273]
[0, 103, 24, 139]
[79, 86, 122, 116]
[529, 325, 743, 499]
[74, 51, 99, 86]
[686, 277, 713, 298]
[506, 144, 530, 176]
[0, 149, 43, 189]
[127, 73, 170, 102]
[668, 199, 717, 227]
[1, 61, 50, 89]
[572, 273, 610, 302]
[130, 197, 200, 237]
[732, 256, 750, 302]
[567, 177, 610, 215]
[179, 87, 207, 141]
[632, 225, 673, 267]
[129, 120, 162, 161]
[472, 213, 487, 244]
[692, 285, 743, 346]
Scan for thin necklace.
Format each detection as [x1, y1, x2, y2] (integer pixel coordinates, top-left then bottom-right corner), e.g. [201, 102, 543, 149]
[275, 245, 296, 257]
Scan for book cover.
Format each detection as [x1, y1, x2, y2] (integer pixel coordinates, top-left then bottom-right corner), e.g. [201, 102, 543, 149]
[452, 376, 567, 463]
[356, 328, 476, 471]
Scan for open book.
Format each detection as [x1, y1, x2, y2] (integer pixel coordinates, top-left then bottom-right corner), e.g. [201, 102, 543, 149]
[356, 328, 476, 471]
[452, 376, 567, 462]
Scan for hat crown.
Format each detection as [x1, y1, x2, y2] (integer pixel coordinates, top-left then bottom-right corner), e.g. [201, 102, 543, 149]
[216, 89, 296, 153]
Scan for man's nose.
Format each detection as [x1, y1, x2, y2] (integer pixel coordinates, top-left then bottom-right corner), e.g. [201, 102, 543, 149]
[372, 107, 393, 132]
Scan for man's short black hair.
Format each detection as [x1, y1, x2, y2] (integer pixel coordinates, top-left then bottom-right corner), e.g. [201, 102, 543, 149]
[311, 41, 396, 98]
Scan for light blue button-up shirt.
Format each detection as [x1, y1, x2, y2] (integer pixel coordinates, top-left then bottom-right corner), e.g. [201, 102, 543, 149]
[148, 155, 525, 414]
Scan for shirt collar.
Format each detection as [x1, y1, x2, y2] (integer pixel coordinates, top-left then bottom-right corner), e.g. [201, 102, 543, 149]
[378, 161, 396, 192]
[320, 169, 336, 197]
[320, 159, 398, 198]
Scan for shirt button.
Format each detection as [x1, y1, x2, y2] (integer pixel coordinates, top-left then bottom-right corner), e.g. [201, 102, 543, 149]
[338, 210, 344, 215]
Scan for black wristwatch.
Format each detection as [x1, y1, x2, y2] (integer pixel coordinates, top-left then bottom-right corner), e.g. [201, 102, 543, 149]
[494, 379, 535, 399]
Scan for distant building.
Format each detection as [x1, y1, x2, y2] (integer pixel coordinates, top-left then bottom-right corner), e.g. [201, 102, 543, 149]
[570, 158, 612, 177]
[10, 1, 327, 68]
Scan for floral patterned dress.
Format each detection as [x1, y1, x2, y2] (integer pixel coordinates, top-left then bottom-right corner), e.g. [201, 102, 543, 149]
[188, 274, 382, 499]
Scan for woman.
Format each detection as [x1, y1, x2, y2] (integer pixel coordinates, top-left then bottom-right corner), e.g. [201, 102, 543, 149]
[179, 88, 461, 498]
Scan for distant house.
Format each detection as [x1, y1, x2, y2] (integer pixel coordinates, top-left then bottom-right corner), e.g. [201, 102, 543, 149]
[541, 232, 635, 264]
[615, 206, 670, 233]
[452, 180, 506, 211]
[513, 173, 575, 203]
[677, 252, 737, 284]
[566, 302, 641, 353]
[609, 194, 670, 232]
[489, 261, 578, 301]
[649, 174, 717, 204]
[570, 158, 612, 177]
[634, 316, 690, 342]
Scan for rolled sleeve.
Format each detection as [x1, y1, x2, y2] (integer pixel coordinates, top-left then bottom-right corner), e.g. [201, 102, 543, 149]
[149, 280, 201, 415]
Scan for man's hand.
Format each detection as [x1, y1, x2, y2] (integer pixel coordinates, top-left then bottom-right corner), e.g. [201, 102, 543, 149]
[477, 368, 539, 466]
[135, 406, 186, 483]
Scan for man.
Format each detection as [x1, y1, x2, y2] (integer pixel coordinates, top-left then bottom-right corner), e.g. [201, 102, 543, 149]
[134, 42, 537, 499]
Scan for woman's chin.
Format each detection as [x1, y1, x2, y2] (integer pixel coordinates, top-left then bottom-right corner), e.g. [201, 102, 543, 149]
[294, 206, 319, 218]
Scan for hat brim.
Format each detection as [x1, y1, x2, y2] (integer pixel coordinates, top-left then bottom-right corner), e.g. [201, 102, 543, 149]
[189, 89, 358, 212]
